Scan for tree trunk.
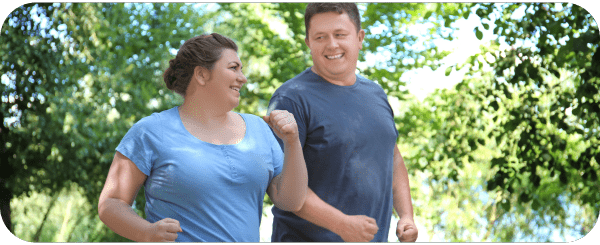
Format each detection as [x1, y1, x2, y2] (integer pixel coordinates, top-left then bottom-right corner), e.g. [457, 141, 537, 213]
[1, 111, 14, 234]
[0, 179, 12, 234]
[33, 192, 59, 242]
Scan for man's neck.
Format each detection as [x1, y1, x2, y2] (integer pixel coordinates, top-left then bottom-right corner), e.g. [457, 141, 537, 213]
[311, 67, 356, 86]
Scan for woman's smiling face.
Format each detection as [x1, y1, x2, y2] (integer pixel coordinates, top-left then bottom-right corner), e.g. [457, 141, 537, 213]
[204, 48, 247, 109]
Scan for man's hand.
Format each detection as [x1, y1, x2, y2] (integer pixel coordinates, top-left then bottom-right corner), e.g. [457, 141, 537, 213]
[335, 215, 379, 242]
[396, 218, 418, 242]
[263, 110, 299, 145]
[145, 218, 182, 242]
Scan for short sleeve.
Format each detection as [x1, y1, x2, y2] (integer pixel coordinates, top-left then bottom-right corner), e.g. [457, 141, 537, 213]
[270, 132, 284, 178]
[267, 95, 308, 151]
[115, 115, 161, 176]
[381, 90, 400, 139]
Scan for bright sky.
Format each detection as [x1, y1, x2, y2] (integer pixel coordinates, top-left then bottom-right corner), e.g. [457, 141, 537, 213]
[363, 4, 519, 125]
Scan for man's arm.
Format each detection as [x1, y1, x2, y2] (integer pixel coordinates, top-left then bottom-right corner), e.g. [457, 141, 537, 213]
[392, 145, 418, 242]
[269, 97, 376, 241]
[293, 188, 379, 242]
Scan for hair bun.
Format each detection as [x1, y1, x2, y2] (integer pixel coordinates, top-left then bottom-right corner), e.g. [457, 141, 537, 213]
[163, 61, 177, 89]
[169, 59, 177, 69]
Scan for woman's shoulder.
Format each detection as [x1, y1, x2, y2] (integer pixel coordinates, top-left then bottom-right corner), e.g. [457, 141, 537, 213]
[132, 107, 177, 130]
[237, 112, 262, 124]
[238, 112, 270, 130]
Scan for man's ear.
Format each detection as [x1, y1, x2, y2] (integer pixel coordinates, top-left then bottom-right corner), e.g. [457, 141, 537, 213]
[305, 37, 311, 49]
[357, 29, 365, 50]
[305, 38, 314, 56]
[194, 66, 210, 85]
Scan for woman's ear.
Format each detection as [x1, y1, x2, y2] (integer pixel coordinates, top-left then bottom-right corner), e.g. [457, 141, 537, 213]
[194, 66, 210, 85]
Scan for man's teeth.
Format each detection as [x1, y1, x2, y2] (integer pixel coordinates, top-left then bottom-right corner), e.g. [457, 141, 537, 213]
[231, 87, 239, 91]
[326, 54, 343, 59]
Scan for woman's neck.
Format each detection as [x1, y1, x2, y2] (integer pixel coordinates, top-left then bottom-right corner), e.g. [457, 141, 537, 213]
[178, 94, 230, 130]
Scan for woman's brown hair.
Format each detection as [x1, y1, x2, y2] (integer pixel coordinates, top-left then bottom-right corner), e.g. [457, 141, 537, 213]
[163, 33, 238, 96]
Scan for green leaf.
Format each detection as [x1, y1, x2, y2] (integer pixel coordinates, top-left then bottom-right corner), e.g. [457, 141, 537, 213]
[518, 192, 530, 203]
[475, 27, 483, 40]
[501, 201, 511, 211]
[445, 66, 453, 76]
[548, 68, 560, 78]
[491, 158, 507, 167]
[493, 26, 500, 35]
[538, 117, 547, 124]
[489, 101, 499, 111]
[532, 199, 541, 211]
[487, 180, 497, 191]
[468, 139, 477, 149]
[559, 171, 568, 184]
[424, 11, 432, 20]
[444, 19, 451, 28]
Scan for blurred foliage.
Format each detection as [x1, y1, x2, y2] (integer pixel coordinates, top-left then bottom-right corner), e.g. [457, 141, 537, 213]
[2, 3, 206, 240]
[1, 2, 598, 242]
[11, 183, 135, 242]
[400, 3, 598, 242]
[468, 3, 600, 215]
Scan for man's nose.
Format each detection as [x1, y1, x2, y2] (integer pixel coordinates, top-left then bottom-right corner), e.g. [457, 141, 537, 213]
[326, 35, 339, 49]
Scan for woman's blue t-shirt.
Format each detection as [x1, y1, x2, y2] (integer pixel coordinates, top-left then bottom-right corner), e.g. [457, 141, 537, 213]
[115, 107, 283, 242]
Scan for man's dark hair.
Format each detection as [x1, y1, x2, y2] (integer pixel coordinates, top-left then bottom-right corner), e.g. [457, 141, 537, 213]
[304, 3, 362, 38]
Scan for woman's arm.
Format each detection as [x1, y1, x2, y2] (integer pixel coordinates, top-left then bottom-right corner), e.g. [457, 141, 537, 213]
[98, 152, 151, 241]
[98, 152, 182, 242]
[267, 136, 307, 212]
[263, 110, 308, 212]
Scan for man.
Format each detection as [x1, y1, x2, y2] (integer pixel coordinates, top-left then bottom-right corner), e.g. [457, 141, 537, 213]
[267, 3, 418, 242]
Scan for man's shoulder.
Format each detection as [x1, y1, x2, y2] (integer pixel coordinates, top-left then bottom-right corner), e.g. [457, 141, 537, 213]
[276, 68, 314, 90]
[356, 74, 382, 89]
[354, 74, 390, 99]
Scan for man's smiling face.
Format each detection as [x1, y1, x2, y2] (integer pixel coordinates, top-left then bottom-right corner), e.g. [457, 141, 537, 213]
[305, 11, 365, 83]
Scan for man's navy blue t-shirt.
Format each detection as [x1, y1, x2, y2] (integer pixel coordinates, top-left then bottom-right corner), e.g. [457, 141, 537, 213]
[268, 68, 399, 242]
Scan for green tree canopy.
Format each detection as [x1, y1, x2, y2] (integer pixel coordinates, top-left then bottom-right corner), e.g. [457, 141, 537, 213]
[2, 2, 598, 242]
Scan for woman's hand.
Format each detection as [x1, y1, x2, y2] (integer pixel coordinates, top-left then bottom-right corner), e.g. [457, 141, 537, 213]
[263, 110, 299, 145]
[145, 218, 183, 242]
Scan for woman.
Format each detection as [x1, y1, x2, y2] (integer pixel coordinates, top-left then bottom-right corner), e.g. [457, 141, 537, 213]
[98, 33, 308, 242]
